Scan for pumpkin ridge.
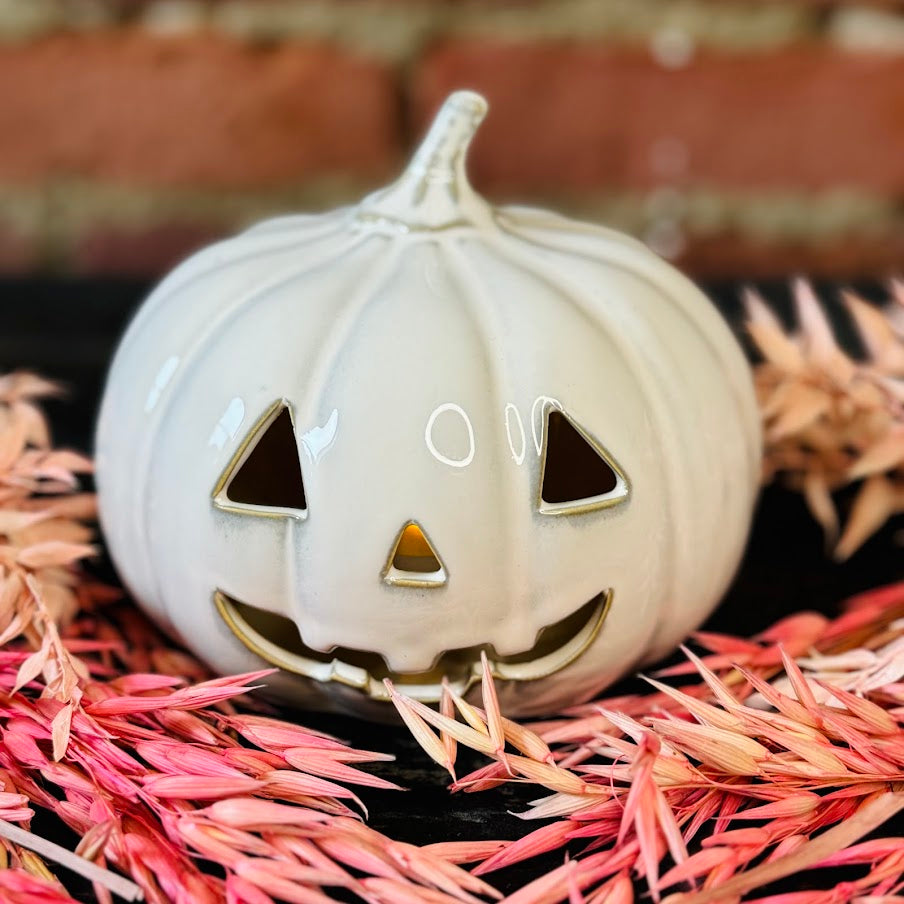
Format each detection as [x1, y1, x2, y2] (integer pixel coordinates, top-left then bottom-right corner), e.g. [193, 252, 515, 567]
[497, 215, 761, 476]
[482, 231, 674, 664]
[111, 211, 352, 369]
[283, 236, 401, 450]
[442, 237, 532, 646]
[119, 230, 373, 631]
[488, 234, 755, 656]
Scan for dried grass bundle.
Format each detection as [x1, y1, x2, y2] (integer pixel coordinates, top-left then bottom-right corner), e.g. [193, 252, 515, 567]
[390, 587, 904, 904]
[0, 374, 501, 903]
[747, 280, 904, 559]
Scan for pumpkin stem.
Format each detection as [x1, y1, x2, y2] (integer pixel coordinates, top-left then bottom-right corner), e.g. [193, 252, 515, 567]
[355, 90, 492, 232]
[408, 90, 487, 185]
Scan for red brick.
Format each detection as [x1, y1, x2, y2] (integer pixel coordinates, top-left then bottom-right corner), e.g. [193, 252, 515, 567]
[413, 42, 904, 194]
[677, 232, 904, 280]
[0, 33, 400, 189]
[71, 222, 228, 275]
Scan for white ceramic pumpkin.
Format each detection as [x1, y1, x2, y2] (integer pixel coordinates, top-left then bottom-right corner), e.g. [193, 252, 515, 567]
[96, 91, 761, 718]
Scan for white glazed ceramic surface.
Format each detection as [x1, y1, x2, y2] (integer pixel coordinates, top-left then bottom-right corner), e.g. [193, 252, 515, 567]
[95, 91, 762, 718]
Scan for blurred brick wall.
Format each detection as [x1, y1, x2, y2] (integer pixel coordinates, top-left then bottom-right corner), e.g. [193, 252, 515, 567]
[2, 0, 904, 279]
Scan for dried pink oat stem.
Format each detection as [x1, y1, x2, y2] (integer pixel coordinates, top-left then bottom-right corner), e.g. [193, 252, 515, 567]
[392, 581, 904, 904]
[0, 372, 502, 903]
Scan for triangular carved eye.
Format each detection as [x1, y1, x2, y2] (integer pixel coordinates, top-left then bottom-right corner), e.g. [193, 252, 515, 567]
[540, 409, 628, 514]
[214, 402, 307, 516]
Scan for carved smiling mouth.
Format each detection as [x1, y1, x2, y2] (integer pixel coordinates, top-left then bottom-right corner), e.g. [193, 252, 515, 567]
[214, 589, 612, 702]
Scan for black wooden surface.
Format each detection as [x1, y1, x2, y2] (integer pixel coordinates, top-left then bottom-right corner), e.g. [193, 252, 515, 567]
[0, 279, 902, 900]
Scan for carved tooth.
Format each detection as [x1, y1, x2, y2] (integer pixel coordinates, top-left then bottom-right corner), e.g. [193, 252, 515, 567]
[365, 674, 475, 703]
[326, 658, 369, 689]
[366, 676, 390, 701]
[488, 623, 542, 657]
[381, 648, 443, 674]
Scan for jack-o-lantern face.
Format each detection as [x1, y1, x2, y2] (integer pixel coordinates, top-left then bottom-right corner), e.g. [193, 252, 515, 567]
[210, 398, 629, 701]
[96, 91, 760, 718]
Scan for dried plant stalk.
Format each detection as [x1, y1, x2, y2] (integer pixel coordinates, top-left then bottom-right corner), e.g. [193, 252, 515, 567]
[0, 372, 503, 903]
[392, 582, 904, 904]
[748, 279, 904, 558]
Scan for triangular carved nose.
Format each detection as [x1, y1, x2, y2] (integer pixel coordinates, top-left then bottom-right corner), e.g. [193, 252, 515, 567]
[383, 521, 447, 588]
